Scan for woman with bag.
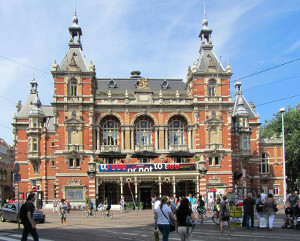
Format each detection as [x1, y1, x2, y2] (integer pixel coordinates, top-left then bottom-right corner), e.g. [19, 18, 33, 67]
[256, 194, 265, 228]
[176, 198, 196, 241]
[154, 196, 177, 241]
[264, 193, 277, 231]
[219, 195, 231, 233]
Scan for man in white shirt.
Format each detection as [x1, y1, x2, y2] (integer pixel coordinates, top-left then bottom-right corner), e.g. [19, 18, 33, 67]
[261, 190, 267, 201]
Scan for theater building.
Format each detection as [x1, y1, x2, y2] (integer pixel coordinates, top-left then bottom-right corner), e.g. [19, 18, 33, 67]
[12, 13, 284, 207]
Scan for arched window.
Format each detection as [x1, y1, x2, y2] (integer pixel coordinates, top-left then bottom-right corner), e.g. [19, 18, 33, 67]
[101, 119, 119, 146]
[70, 80, 77, 96]
[135, 119, 153, 146]
[169, 118, 186, 145]
[208, 80, 216, 97]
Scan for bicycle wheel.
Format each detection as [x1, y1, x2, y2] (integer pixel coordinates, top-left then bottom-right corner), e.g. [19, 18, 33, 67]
[212, 213, 220, 225]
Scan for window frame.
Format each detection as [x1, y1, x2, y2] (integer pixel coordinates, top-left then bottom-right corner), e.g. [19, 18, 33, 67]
[208, 80, 216, 97]
[260, 153, 269, 174]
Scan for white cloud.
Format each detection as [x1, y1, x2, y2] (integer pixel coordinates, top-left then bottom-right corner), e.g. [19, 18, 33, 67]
[284, 40, 300, 54]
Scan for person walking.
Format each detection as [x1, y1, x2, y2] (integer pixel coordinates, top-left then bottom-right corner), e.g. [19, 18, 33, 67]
[21, 193, 39, 241]
[264, 193, 277, 231]
[219, 195, 231, 233]
[52, 199, 57, 212]
[243, 193, 256, 231]
[59, 199, 68, 225]
[255, 194, 265, 228]
[154, 196, 177, 241]
[197, 195, 206, 223]
[176, 198, 196, 241]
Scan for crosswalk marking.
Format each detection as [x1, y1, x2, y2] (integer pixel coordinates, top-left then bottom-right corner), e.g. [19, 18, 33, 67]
[0, 233, 54, 241]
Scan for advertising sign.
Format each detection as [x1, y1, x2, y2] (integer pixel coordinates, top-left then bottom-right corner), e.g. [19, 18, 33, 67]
[99, 163, 196, 173]
[230, 206, 243, 227]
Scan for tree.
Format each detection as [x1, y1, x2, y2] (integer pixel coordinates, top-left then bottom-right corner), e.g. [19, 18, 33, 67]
[260, 104, 300, 192]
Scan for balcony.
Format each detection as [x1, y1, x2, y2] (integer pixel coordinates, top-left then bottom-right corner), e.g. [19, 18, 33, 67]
[169, 144, 188, 152]
[100, 145, 121, 152]
[135, 145, 154, 152]
[64, 145, 83, 153]
[206, 144, 223, 150]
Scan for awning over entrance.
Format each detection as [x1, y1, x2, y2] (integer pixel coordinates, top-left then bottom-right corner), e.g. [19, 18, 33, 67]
[131, 151, 159, 159]
[167, 151, 195, 158]
[98, 152, 127, 159]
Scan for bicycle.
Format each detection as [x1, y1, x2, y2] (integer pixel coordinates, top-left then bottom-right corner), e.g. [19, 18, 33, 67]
[100, 209, 113, 219]
[83, 207, 97, 218]
[198, 207, 219, 225]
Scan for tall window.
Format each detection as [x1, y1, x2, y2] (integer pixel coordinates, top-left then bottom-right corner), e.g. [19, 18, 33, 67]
[242, 136, 250, 150]
[32, 138, 38, 151]
[209, 157, 220, 166]
[69, 158, 80, 168]
[208, 80, 216, 97]
[70, 80, 77, 96]
[101, 120, 119, 145]
[260, 153, 269, 174]
[136, 119, 152, 146]
[169, 119, 185, 145]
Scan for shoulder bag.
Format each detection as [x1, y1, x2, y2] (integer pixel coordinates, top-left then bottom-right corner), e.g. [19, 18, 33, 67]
[160, 207, 175, 232]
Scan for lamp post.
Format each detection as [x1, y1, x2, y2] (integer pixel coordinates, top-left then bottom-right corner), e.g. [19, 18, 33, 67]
[280, 107, 287, 203]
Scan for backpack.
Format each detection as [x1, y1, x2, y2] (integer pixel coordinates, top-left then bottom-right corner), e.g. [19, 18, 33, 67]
[256, 199, 264, 212]
[19, 203, 27, 222]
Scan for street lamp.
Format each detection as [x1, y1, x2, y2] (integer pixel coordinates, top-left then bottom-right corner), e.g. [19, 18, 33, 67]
[280, 107, 287, 203]
[87, 162, 97, 179]
[199, 158, 208, 177]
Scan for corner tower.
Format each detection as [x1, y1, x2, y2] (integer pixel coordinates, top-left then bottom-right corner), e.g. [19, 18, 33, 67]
[186, 8, 234, 196]
[51, 12, 97, 203]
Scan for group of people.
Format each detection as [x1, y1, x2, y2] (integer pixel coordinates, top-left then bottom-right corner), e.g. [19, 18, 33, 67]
[98, 200, 112, 216]
[154, 195, 196, 241]
[52, 198, 71, 213]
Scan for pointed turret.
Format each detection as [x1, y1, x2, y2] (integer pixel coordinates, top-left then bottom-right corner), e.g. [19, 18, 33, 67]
[68, 10, 82, 49]
[199, 2, 213, 46]
[29, 96, 44, 118]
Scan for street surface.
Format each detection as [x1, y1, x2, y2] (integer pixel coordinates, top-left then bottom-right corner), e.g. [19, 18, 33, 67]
[0, 208, 299, 241]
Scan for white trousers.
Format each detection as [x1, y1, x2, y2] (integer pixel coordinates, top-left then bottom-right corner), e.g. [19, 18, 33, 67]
[267, 214, 275, 228]
[178, 226, 192, 241]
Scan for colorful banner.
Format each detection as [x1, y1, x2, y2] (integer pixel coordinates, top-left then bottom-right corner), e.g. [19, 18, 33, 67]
[99, 163, 196, 173]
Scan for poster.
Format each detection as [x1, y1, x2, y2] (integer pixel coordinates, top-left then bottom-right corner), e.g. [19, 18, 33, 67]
[230, 206, 243, 227]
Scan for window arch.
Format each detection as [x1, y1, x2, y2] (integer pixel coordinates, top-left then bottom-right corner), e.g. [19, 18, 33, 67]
[169, 117, 186, 145]
[135, 117, 154, 146]
[70, 80, 77, 96]
[100, 117, 120, 146]
[208, 80, 216, 97]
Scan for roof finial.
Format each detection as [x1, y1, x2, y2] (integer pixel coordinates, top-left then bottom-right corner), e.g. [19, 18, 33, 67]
[204, 0, 206, 19]
[202, 0, 208, 27]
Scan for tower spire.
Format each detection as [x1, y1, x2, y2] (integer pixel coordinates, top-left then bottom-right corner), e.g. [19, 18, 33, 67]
[69, 8, 82, 49]
[199, 2, 212, 45]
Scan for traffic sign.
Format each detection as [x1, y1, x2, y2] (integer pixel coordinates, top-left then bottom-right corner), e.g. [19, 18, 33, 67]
[32, 187, 37, 192]
[13, 174, 21, 182]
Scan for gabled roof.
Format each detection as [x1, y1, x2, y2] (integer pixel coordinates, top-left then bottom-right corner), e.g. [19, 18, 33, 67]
[59, 47, 88, 72]
[197, 48, 226, 73]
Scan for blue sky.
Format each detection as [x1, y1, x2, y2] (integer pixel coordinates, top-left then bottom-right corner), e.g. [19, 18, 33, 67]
[1, 0, 300, 145]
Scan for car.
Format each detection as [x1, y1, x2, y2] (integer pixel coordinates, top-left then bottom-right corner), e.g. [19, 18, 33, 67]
[0, 203, 45, 223]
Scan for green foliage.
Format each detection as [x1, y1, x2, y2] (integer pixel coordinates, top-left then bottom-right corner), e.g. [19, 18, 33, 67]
[261, 104, 300, 192]
[85, 196, 89, 205]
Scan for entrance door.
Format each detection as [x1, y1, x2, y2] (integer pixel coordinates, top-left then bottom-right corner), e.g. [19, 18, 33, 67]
[105, 183, 118, 204]
[139, 188, 152, 209]
[176, 182, 186, 198]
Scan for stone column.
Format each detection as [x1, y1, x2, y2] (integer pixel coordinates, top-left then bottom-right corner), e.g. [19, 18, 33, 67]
[172, 176, 176, 197]
[165, 129, 168, 150]
[97, 127, 100, 150]
[188, 129, 192, 149]
[120, 177, 123, 198]
[134, 177, 138, 201]
[196, 175, 200, 197]
[131, 129, 134, 151]
[121, 129, 124, 151]
[158, 176, 162, 198]
[155, 128, 158, 150]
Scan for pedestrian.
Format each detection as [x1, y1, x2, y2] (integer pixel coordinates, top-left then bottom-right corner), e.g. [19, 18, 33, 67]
[120, 197, 125, 212]
[88, 198, 94, 215]
[264, 193, 277, 231]
[66, 199, 71, 213]
[53, 199, 57, 212]
[192, 195, 197, 213]
[154, 196, 177, 241]
[255, 193, 265, 228]
[152, 196, 156, 210]
[176, 198, 196, 241]
[261, 190, 267, 202]
[59, 199, 67, 225]
[197, 195, 206, 223]
[243, 193, 256, 231]
[287, 191, 299, 220]
[219, 195, 231, 233]
[208, 195, 214, 211]
[21, 193, 39, 241]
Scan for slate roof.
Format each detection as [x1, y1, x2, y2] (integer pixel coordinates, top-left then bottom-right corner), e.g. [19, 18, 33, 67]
[197, 47, 226, 73]
[59, 46, 88, 72]
[96, 78, 186, 96]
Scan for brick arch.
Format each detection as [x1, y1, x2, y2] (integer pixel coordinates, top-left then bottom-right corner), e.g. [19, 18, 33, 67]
[131, 113, 158, 125]
[165, 113, 191, 125]
[66, 76, 80, 85]
[96, 112, 124, 125]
